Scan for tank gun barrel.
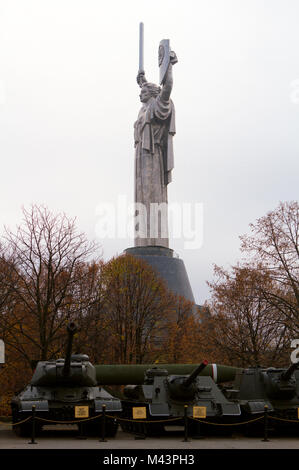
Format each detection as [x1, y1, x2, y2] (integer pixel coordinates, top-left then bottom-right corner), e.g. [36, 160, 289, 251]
[95, 363, 241, 385]
[62, 322, 77, 377]
[280, 362, 299, 382]
[182, 360, 209, 388]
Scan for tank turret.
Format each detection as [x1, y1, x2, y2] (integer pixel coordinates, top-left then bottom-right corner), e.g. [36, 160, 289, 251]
[11, 323, 122, 437]
[280, 362, 299, 382]
[182, 360, 209, 387]
[30, 322, 97, 387]
[223, 363, 299, 430]
[167, 360, 209, 400]
[261, 363, 299, 400]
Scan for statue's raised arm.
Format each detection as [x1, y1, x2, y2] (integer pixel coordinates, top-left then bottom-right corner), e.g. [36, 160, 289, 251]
[160, 51, 177, 102]
[136, 48, 178, 94]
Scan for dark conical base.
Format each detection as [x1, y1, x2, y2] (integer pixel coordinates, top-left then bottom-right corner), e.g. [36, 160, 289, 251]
[124, 246, 195, 304]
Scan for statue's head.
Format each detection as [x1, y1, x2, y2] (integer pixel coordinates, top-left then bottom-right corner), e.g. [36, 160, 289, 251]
[140, 82, 161, 103]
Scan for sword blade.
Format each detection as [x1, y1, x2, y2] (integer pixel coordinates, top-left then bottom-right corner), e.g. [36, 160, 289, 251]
[139, 22, 144, 73]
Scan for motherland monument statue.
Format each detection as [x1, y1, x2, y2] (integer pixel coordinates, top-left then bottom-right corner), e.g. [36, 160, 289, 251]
[125, 23, 196, 304]
[134, 23, 178, 248]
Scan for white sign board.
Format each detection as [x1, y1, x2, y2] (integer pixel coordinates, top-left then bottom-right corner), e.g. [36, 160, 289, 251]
[0, 340, 4, 364]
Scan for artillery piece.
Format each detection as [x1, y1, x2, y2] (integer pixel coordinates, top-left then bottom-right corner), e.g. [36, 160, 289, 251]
[95, 362, 240, 385]
[11, 322, 121, 437]
[223, 363, 299, 433]
[120, 360, 241, 436]
[166, 361, 210, 400]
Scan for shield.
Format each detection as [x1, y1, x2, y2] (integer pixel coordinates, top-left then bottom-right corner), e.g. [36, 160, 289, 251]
[159, 39, 170, 85]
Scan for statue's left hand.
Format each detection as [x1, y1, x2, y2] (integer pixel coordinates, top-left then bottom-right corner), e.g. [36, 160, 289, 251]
[170, 51, 178, 65]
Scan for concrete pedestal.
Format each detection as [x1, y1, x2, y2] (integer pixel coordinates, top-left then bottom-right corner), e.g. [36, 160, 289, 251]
[124, 246, 195, 303]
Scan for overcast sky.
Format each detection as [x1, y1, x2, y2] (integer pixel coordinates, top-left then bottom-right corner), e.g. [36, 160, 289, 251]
[0, 0, 298, 304]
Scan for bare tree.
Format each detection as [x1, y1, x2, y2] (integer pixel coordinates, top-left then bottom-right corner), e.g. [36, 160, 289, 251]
[0, 204, 100, 367]
[240, 201, 299, 334]
[207, 265, 290, 367]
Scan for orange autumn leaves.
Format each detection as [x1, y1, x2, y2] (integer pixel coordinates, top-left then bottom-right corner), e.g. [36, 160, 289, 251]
[0, 201, 298, 416]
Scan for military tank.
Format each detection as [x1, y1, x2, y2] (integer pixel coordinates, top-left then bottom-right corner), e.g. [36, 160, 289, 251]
[11, 322, 122, 437]
[223, 363, 299, 434]
[119, 360, 241, 436]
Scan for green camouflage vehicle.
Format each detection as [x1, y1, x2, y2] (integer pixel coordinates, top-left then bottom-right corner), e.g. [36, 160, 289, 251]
[224, 363, 299, 434]
[119, 361, 241, 436]
[11, 323, 121, 437]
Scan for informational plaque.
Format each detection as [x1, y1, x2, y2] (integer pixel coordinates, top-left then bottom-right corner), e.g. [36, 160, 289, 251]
[133, 407, 147, 419]
[75, 406, 89, 418]
[0, 340, 4, 364]
[193, 406, 207, 419]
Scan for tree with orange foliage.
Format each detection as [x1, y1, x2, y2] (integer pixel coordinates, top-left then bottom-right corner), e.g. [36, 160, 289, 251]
[206, 264, 291, 368]
[160, 296, 200, 363]
[101, 254, 174, 364]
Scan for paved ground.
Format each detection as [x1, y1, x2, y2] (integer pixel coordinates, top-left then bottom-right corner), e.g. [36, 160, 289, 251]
[0, 423, 299, 449]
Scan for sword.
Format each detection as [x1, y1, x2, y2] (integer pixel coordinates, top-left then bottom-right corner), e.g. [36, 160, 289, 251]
[138, 22, 144, 73]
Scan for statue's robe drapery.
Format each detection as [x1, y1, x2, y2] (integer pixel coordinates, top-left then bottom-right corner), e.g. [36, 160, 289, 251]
[134, 93, 175, 248]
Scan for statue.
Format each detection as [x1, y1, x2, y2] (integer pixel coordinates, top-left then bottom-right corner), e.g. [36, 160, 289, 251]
[126, 26, 195, 304]
[134, 24, 177, 248]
